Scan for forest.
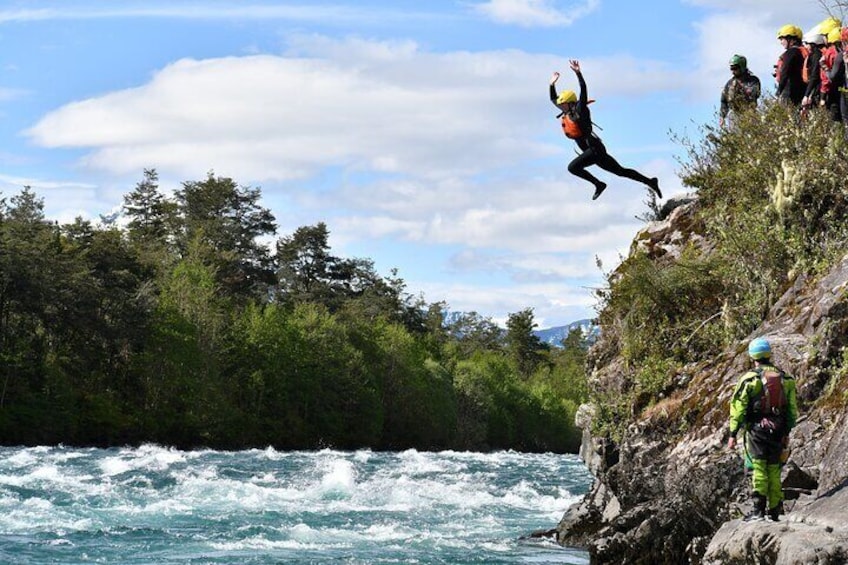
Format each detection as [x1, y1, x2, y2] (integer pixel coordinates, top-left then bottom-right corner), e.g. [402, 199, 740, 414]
[0, 170, 589, 452]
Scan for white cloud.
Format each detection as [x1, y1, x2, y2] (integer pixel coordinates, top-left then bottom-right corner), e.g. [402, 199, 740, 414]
[0, 173, 97, 192]
[328, 169, 656, 240]
[448, 249, 600, 280]
[472, 0, 599, 28]
[23, 36, 684, 324]
[0, 4, 435, 25]
[684, 0, 839, 24]
[27, 49, 542, 181]
[416, 279, 598, 328]
[26, 37, 683, 184]
[0, 173, 107, 223]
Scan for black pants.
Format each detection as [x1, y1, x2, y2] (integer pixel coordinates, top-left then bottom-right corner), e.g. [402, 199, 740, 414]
[567, 140, 653, 189]
[826, 90, 843, 123]
[747, 417, 787, 464]
[842, 91, 848, 140]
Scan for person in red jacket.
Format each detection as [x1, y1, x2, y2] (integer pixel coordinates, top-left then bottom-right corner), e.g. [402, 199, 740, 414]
[820, 27, 845, 123]
[549, 60, 662, 201]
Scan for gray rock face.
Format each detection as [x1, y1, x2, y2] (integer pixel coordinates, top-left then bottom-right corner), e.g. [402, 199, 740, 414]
[704, 486, 848, 564]
[556, 197, 848, 564]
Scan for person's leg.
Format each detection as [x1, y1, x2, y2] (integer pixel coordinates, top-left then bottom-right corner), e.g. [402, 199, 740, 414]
[747, 458, 769, 521]
[841, 91, 848, 141]
[767, 462, 784, 521]
[827, 92, 842, 122]
[595, 152, 662, 198]
[568, 148, 607, 199]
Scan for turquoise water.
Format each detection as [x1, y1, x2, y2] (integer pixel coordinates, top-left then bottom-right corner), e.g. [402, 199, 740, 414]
[0, 445, 592, 564]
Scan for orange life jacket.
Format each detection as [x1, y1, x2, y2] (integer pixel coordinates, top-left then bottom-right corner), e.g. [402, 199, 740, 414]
[801, 46, 813, 83]
[559, 101, 594, 139]
[561, 114, 583, 139]
[776, 45, 807, 84]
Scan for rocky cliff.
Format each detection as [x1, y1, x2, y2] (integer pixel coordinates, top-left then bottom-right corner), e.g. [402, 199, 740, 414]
[556, 196, 848, 564]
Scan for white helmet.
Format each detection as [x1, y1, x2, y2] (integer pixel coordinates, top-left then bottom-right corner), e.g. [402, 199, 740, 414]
[803, 31, 826, 45]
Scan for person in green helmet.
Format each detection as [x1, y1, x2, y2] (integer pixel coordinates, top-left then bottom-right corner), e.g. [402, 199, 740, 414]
[719, 54, 761, 127]
[727, 337, 799, 522]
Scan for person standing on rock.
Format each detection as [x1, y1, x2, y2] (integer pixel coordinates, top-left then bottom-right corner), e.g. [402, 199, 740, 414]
[727, 337, 799, 522]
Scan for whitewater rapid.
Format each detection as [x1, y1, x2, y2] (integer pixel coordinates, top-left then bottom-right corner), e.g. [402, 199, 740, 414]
[0, 445, 592, 564]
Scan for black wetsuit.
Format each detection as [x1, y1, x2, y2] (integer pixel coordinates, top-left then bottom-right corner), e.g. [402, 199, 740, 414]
[825, 48, 845, 124]
[803, 47, 823, 106]
[550, 71, 658, 198]
[776, 45, 806, 105]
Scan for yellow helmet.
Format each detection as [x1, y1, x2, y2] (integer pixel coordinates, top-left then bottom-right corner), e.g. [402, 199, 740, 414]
[826, 26, 842, 44]
[777, 24, 802, 39]
[819, 16, 841, 36]
[556, 90, 577, 105]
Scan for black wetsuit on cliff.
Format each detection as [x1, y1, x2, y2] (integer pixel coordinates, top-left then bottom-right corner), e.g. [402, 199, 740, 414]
[550, 71, 661, 200]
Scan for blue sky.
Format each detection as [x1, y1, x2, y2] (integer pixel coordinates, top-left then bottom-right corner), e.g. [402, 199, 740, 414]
[0, 0, 839, 328]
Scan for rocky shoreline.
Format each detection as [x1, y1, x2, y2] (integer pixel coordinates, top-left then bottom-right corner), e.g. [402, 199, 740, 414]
[555, 198, 848, 564]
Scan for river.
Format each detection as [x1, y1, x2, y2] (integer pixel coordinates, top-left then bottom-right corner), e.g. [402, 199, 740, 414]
[0, 445, 592, 564]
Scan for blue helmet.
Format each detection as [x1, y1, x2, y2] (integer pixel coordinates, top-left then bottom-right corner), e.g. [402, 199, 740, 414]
[748, 337, 771, 360]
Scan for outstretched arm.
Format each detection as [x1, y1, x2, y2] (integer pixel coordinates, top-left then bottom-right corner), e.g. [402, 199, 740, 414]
[549, 71, 560, 106]
[569, 59, 588, 105]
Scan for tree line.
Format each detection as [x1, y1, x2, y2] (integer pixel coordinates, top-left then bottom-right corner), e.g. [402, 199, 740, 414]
[0, 170, 589, 452]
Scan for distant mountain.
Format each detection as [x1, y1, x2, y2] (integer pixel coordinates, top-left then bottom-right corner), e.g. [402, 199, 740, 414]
[534, 318, 599, 347]
[441, 310, 598, 348]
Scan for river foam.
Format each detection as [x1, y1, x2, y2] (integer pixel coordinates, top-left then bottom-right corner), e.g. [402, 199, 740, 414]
[0, 445, 592, 564]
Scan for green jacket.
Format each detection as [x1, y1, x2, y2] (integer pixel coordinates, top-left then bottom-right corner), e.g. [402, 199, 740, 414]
[729, 363, 798, 438]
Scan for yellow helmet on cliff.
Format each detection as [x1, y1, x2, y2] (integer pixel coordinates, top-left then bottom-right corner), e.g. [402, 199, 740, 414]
[818, 16, 841, 36]
[777, 24, 802, 39]
[556, 90, 577, 105]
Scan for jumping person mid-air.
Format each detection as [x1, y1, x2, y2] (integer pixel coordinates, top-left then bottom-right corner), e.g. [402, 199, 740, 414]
[550, 59, 662, 201]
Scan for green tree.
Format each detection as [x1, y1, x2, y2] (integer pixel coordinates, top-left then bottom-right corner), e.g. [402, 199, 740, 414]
[547, 327, 590, 402]
[286, 302, 383, 448]
[136, 243, 228, 446]
[275, 222, 339, 306]
[123, 169, 175, 249]
[505, 308, 549, 377]
[369, 320, 456, 449]
[276, 223, 426, 332]
[175, 173, 277, 300]
[226, 302, 300, 446]
[444, 311, 503, 359]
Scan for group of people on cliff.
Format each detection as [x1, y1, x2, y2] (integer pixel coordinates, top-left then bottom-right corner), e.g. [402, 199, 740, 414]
[547, 18, 847, 204]
[720, 17, 848, 135]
